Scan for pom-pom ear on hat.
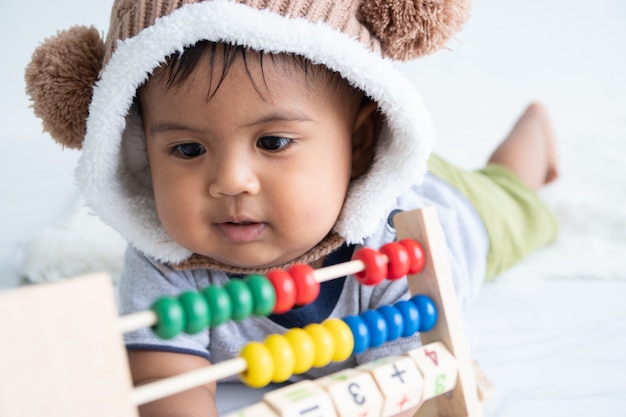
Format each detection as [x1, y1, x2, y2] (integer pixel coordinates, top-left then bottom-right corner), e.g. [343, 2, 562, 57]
[25, 26, 105, 149]
[359, 0, 470, 60]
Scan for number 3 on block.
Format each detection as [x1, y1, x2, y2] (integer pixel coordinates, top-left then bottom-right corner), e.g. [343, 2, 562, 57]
[316, 369, 383, 417]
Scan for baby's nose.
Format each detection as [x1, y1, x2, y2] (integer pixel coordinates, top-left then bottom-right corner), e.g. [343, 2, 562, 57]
[208, 154, 260, 198]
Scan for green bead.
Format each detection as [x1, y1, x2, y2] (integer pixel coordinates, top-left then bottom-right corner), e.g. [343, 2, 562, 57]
[224, 279, 253, 321]
[202, 286, 232, 327]
[178, 291, 210, 334]
[245, 274, 276, 317]
[150, 296, 186, 339]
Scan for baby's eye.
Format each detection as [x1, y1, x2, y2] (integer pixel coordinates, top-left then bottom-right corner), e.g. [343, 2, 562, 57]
[171, 143, 206, 158]
[257, 136, 293, 152]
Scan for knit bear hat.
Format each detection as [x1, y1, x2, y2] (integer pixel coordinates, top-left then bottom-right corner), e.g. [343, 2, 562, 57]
[25, 0, 469, 269]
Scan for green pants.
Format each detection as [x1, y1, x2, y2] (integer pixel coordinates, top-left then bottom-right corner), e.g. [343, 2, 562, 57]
[428, 154, 559, 279]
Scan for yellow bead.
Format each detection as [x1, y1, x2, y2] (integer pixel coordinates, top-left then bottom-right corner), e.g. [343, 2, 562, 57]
[304, 323, 334, 368]
[284, 328, 315, 375]
[323, 318, 354, 362]
[264, 334, 295, 383]
[239, 341, 274, 388]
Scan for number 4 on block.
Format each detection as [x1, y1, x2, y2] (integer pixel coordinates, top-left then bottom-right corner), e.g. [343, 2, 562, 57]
[406, 342, 458, 400]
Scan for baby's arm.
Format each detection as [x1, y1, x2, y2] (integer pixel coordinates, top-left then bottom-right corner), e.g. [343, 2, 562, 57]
[128, 350, 218, 417]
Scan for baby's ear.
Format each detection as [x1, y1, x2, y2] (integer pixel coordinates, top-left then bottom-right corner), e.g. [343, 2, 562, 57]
[351, 101, 382, 179]
[25, 26, 105, 149]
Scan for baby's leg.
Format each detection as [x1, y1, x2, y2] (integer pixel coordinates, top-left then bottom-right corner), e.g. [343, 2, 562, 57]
[487, 102, 559, 191]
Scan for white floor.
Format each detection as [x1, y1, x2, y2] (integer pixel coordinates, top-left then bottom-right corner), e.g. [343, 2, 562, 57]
[1, 1, 625, 416]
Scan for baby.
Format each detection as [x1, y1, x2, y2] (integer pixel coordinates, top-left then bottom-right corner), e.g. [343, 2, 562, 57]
[25, 1, 558, 416]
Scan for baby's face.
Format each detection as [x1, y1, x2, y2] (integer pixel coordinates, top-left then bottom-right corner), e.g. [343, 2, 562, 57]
[140, 51, 361, 269]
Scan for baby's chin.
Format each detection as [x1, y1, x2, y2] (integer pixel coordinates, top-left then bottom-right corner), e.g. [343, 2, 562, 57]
[199, 247, 312, 272]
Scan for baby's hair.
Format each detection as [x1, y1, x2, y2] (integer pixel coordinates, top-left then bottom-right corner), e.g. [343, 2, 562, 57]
[155, 41, 364, 105]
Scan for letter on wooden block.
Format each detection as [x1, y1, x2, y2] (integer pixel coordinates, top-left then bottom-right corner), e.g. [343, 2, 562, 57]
[357, 355, 424, 417]
[264, 380, 337, 417]
[316, 368, 383, 417]
[407, 342, 458, 400]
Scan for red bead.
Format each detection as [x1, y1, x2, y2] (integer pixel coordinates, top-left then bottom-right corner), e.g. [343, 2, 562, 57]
[399, 239, 425, 274]
[353, 247, 387, 285]
[266, 269, 297, 314]
[380, 242, 410, 279]
[288, 264, 319, 306]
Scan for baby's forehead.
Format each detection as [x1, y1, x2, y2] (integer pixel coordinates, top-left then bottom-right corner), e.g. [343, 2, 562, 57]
[266, 54, 359, 94]
[146, 42, 363, 105]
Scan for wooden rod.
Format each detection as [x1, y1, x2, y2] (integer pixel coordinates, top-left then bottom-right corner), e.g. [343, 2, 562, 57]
[117, 310, 156, 334]
[130, 357, 247, 406]
[313, 260, 365, 282]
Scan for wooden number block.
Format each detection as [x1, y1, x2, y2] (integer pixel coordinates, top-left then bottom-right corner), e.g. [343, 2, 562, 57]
[264, 380, 337, 417]
[316, 368, 383, 417]
[224, 402, 279, 417]
[357, 355, 424, 417]
[407, 342, 458, 401]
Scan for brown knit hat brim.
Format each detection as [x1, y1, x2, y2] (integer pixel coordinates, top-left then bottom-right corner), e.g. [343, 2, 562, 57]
[104, 0, 386, 66]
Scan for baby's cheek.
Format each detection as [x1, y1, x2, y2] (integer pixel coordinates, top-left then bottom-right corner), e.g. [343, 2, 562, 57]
[302, 194, 343, 230]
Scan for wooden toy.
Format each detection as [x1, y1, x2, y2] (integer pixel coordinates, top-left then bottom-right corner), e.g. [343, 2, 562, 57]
[264, 380, 338, 417]
[0, 273, 136, 417]
[223, 401, 278, 417]
[406, 342, 459, 401]
[0, 207, 491, 417]
[356, 355, 424, 416]
[316, 368, 384, 417]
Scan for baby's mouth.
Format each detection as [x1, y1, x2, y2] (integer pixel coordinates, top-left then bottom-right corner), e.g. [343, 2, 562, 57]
[216, 220, 266, 243]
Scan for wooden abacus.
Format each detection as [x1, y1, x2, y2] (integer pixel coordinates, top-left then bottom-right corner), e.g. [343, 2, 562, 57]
[0, 207, 492, 417]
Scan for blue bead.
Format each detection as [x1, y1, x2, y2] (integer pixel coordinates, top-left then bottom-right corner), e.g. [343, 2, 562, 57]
[410, 295, 437, 332]
[394, 300, 420, 337]
[376, 305, 404, 341]
[343, 315, 370, 354]
[360, 310, 388, 348]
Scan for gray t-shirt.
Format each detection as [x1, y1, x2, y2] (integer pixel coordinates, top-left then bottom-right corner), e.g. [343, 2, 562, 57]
[118, 173, 488, 381]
